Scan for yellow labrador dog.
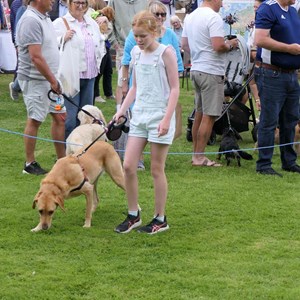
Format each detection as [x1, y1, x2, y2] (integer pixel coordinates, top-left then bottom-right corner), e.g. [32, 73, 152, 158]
[66, 105, 107, 155]
[31, 141, 125, 232]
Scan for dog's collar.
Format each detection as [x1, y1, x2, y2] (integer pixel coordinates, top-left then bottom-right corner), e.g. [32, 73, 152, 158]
[92, 118, 105, 126]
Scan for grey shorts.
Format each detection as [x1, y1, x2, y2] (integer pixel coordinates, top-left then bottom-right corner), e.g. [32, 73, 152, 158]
[130, 107, 175, 145]
[19, 79, 66, 122]
[191, 71, 224, 117]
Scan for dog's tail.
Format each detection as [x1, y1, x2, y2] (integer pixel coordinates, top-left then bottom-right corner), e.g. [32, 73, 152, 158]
[237, 150, 253, 160]
[103, 145, 125, 190]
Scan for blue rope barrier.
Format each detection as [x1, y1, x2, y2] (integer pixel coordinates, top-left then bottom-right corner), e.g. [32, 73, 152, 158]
[0, 126, 299, 156]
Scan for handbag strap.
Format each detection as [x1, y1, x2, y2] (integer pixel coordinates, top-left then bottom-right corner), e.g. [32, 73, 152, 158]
[62, 17, 70, 30]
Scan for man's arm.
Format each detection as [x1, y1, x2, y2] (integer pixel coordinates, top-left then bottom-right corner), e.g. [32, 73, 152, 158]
[181, 37, 190, 54]
[255, 28, 300, 55]
[211, 36, 238, 53]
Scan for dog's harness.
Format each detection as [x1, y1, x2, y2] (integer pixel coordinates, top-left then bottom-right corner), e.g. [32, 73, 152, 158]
[70, 157, 89, 193]
[70, 178, 87, 193]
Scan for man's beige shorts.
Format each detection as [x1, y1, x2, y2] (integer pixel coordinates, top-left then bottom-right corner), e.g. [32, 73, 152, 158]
[191, 71, 224, 117]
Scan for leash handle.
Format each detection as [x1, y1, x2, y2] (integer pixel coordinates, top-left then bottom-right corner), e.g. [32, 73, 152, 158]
[78, 115, 129, 156]
[47, 90, 65, 111]
[48, 90, 104, 125]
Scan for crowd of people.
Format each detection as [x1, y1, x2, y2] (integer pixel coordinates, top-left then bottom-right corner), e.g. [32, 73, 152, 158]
[1, 0, 300, 234]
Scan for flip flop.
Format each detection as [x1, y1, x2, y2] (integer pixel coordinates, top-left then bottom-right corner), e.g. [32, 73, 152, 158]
[192, 158, 222, 167]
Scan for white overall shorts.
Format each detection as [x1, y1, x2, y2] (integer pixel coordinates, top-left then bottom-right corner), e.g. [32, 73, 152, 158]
[129, 44, 175, 145]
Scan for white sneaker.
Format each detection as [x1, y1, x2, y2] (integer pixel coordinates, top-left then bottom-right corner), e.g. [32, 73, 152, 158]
[9, 82, 19, 101]
[95, 96, 106, 103]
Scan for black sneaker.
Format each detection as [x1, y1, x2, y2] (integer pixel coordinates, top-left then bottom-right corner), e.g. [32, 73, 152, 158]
[22, 161, 47, 175]
[257, 168, 283, 177]
[114, 212, 142, 233]
[138, 216, 169, 235]
[283, 165, 300, 174]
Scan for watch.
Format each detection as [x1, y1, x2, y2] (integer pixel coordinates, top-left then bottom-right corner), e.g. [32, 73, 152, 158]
[121, 78, 128, 81]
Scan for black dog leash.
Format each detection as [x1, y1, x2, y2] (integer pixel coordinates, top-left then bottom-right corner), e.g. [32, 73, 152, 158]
[47, 90, 105, 125]
[76, 116, 129, 157]
[216, 72, 254, 122]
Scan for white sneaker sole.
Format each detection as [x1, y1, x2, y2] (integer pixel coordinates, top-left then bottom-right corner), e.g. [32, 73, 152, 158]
[9, 82, 19, 101]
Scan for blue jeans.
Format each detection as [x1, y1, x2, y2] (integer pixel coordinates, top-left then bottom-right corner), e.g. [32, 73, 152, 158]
[254, 67, 300, 171]
[65, 78, 95, 139]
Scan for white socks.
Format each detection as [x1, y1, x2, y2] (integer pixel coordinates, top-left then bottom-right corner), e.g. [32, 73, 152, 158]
[129, 210, 138, 217]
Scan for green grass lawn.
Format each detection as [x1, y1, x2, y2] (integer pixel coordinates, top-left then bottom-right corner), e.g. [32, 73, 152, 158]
[0, 73, 299, 300]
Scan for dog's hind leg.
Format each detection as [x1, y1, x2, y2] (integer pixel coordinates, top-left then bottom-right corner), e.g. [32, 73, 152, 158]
[226, 157, 230, 166]
[104, 150, 125, 190]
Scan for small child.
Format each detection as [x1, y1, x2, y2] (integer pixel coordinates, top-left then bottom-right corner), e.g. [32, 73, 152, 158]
[114, 10, 179, 234]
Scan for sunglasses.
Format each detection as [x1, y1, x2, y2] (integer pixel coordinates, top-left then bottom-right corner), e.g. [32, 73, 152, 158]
[154, 12, 167, 18]
[72, 1, 87, 6]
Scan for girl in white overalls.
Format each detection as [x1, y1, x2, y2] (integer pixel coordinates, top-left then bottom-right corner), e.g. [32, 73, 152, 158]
[114, 11, 179, 235]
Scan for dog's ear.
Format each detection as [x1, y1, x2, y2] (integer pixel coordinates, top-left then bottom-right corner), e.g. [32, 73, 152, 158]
[77, 110, 85, 125]
[32, 191, 41, 209]
[32, 199, 37, 209]
[55, 197, 65, 212]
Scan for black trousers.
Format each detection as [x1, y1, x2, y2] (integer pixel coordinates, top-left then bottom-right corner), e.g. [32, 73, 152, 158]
[94, 47, 113, 99]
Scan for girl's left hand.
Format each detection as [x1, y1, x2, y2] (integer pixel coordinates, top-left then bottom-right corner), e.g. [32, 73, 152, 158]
[158, 120, 170, 137]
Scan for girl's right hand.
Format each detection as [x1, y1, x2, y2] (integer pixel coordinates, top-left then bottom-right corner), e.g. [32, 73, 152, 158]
[113, 110, 123, 123]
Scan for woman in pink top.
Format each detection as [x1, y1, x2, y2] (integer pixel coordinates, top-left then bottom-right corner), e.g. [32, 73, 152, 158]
[53, 0, 106, 139]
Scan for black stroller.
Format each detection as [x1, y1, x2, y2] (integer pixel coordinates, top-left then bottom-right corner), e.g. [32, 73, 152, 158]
[186, 35, 257, 144]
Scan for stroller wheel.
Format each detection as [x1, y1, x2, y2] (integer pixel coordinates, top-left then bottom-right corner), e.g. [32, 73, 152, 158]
[207, 130, 216, 145]
[252, 123, 259, 142]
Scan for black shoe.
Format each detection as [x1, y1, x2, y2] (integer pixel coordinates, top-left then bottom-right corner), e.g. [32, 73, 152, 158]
[257, 168, 283, 177]
[22, 161, 47, 175]
[138, 216, 169, 235]
[114, 212, 141, 234]
[283, 165, 300, 174]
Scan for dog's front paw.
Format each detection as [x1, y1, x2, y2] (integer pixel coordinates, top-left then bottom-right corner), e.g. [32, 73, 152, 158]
[31, 226, 42, 232]
[83, 222, 91, 228]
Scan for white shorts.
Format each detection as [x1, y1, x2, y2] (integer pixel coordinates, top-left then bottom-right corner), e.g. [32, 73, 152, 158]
[19, 79, 66, 122]
[130, 107, 175, 145]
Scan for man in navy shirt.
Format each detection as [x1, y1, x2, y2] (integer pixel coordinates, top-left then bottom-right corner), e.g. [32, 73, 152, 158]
[254, 0, 300, 176]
